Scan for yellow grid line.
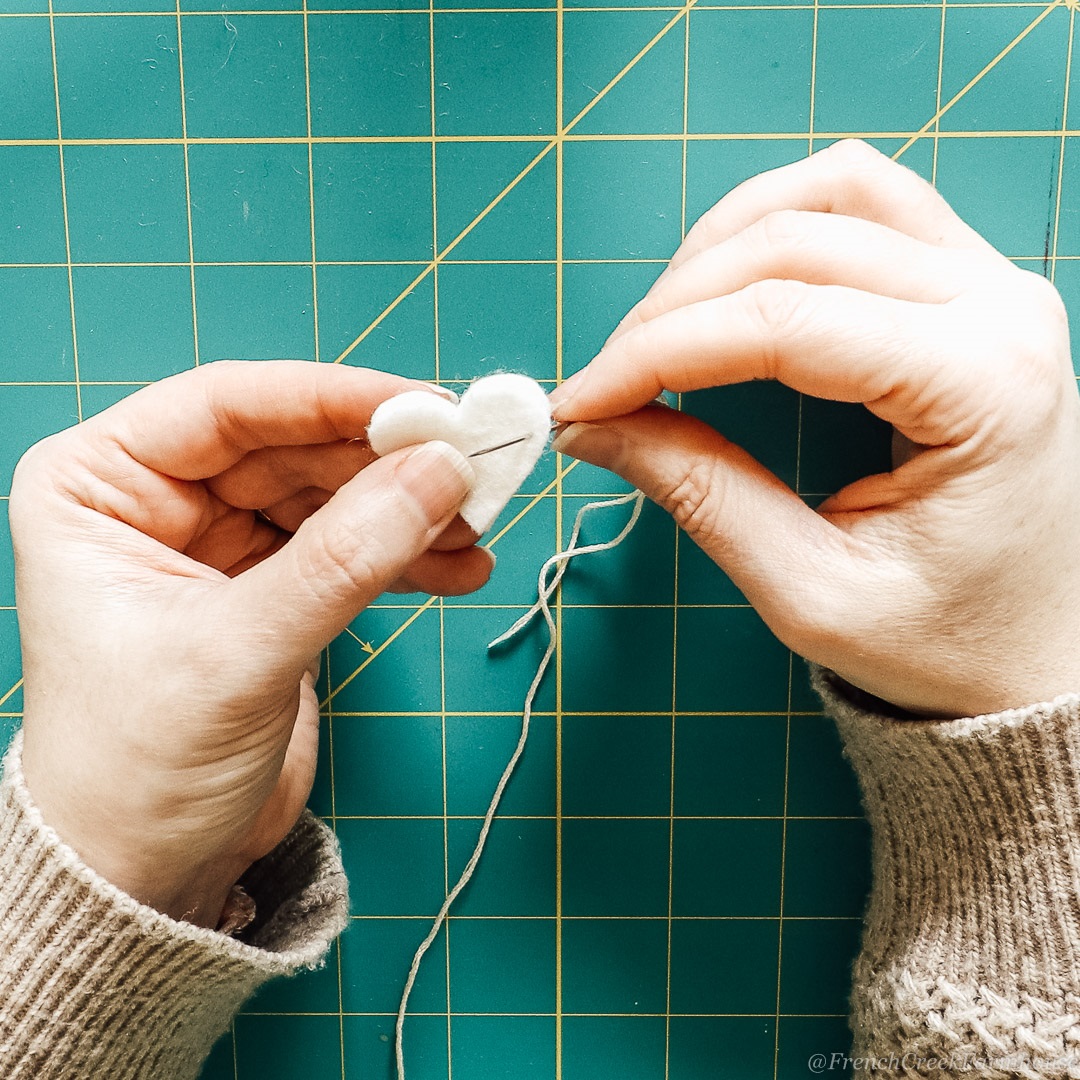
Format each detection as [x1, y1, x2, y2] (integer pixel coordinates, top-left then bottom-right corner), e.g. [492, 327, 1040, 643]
[173, 0, 200, 366]
[1051, 5, 1076, 280]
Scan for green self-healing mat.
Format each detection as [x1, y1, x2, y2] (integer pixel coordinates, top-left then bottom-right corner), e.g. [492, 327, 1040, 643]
[1, 4, 1078, 1077]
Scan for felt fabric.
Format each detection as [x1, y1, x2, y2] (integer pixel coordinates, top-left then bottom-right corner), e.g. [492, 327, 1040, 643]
[367, 374, 551, 533]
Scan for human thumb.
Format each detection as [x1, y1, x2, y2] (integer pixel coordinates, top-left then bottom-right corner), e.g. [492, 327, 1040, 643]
[232, 440, 474, 669]
[552, 405, 851, 642]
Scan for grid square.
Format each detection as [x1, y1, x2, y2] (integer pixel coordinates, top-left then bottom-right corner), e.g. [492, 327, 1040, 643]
[337, 818, 445, 916]
[683, 383, 801, 489]
[437, 264, 557, 382]
[445, 715, 555, 817]
[564, 140, 682, 260]
[436, 142, 556, 261]
[775, 1017, 854, 1079]
[245, 949, 339, 1012]
[688, 11, 814, 134]
[672, 819, 783, 917]
[786, 715, 863, 817]
[783, 819, 871, 918]
[935, 137, 1058, 258]
[674, 715, 787, 817]
[181, 14, 307, 139]
[779, 918, 861, 1015]
[332, 715, 443, 816]
[195, 265, 315, 361]
[0, 269, 73, 382]
[233, 1015, 341, 1078]
[55, 17, 181, 139]
[72, 267, 195, 383]
[1051, 138, 1080, 260]
[685, 140, 806, 230]
[198, 1035, 234, 1080]
[0, 18, 56, 139]
[65, 146, 189, 264]
[433, 14, 556, 137]
[669, 1018, 776, 1080]
[562, 819, 670, 916]
[562, 1018, 666, 1080]
[562, 919, 668, 1014]
[443, 607, 555, 714]
[313, 143, 433, 262]
[317, 265, 435, 377]
[813, 9, 939, 133]
[448, 819, 556, 917]
[675, 608, 791, 713]
[341, 916, 447, 1013]
[451, 1017, 556, 1080]
[561, 606, 674, 713]
[562, 262, 664, 375]
[345, 1015, 448, 1080]
[57, 0, 170, 12]
[560, 498, 675, 606]
[188, 144, 311, 263]
[669, 919, 779, 1014]
[946, 6, 1069, 132]
[798, 398, 892, 496]
[309, 14, 430, 137]
[0, 385, 80, 494]
[449, 919, 556, 1012]
[562, 715, 671, 817]
[328, 606, 441, 713]
[564, 11, 684, 136]
[0, 147, 66, 264]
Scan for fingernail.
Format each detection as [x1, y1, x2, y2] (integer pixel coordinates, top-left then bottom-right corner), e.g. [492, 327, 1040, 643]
[422, 381, 460, 403]
[482, 547, 497, 570]
[550, 422, 627, 469]
[396, 441, 475, 527]
[548, 367, 590, 418]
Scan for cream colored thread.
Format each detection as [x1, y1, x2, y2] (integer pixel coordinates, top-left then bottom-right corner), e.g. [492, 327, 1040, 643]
[394, 489, 647, 1080]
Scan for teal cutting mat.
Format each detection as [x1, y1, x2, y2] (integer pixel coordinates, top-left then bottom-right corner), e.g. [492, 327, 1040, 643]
[2, 2, 1078, 1077]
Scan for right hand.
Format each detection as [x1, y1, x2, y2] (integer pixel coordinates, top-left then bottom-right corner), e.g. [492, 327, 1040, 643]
[549, 139, 1080, 718]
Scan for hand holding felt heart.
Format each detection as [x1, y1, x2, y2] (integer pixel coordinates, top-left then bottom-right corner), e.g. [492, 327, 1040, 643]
[368, 373, 552, 533]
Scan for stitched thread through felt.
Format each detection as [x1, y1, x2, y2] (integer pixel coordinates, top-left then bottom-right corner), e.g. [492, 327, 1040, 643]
[394, 488, 647, 1080]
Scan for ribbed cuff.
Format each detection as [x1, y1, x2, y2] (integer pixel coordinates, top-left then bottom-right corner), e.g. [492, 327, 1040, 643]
[815, 669, 1080, 1077]
[0, 731, 349, 1079]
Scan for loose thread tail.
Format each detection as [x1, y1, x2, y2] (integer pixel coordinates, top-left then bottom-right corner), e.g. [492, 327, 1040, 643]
[394, 489, 647, 1080]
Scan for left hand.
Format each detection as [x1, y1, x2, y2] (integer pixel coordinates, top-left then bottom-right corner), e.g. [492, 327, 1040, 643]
[10, 361, 490, 927]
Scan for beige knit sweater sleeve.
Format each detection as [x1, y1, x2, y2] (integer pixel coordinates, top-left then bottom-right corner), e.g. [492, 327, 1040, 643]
[0, 731, 349, 1079]
[815, 669, 1080, 1078]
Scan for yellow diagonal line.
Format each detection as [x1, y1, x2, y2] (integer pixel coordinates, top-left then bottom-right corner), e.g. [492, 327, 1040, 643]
[0, 679, 23, 710]
[332, 0, 698, 366]
[893, 0, 1065, 160]
[321, 459, 583, 707]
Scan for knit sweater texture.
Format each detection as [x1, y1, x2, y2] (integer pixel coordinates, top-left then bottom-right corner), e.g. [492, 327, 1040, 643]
[3, 680, 1080, 1077]
[815, 670, 1080, 1079]
[0, 731, 349, 1078]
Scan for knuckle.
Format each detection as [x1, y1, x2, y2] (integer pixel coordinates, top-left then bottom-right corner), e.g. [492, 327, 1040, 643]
[823, 137, 883, 168]
[743, 278, 814, 354]
[657, 458, 726, 543]
[757, 208, 813, 250]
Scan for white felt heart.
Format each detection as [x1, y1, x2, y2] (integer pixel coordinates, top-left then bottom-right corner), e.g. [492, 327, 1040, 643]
[367, 373, 552, 533]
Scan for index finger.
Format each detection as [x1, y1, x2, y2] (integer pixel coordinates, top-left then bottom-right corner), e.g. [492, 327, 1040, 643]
[551, 281, 977, 448]
[81, 360, 435, 480]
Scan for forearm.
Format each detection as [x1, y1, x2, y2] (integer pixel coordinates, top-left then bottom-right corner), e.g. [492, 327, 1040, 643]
[818, 668, 1080, 1078]
[0, 732, 349, 1080]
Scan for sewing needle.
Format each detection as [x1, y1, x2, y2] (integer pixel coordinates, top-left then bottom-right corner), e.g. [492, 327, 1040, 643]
[468, 435, 531, 458]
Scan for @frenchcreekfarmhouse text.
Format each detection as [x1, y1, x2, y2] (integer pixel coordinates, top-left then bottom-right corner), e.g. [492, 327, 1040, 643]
[807, 1051, 1080, 1074]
